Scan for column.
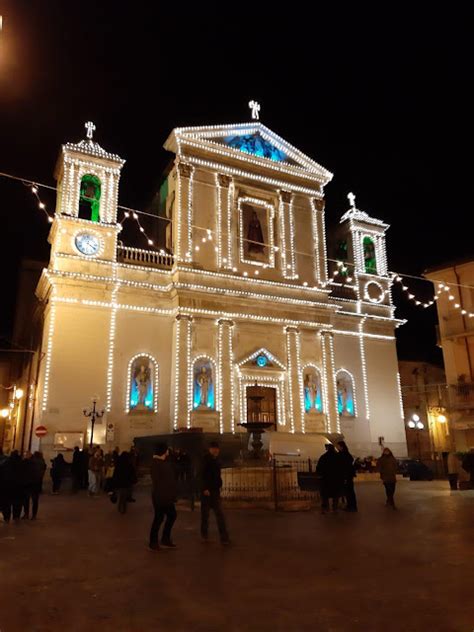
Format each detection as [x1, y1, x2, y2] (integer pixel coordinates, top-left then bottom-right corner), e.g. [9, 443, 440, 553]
[286, 327, 303, 433]
[279, 191, 297, 279]
[320, 331, 338, 433]
[175, 162, 194, 263]
[172, 315, 192, 430]
[311, 197, 327, 284]
[215, 174, 233, 269]
[218, 319, 235, 433]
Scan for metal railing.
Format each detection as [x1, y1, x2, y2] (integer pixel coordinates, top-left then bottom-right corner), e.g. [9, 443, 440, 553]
[117, 245, 174, 269]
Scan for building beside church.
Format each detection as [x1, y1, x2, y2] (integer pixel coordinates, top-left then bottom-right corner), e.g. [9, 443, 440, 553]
[20, 120, 407, 458]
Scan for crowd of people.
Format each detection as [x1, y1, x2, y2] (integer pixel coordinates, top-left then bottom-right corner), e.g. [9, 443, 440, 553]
[316, 441, 399, 511]
[2, 439, 473, 551]
[0, 449, 47, 522]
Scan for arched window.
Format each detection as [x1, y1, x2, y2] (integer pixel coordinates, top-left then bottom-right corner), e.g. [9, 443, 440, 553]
[303, 366, 323, 413]
[127, 354, 158, 413]
[363, 236, 377, 274]
[192, 357, 215, 410]
[336, 369, 356, 417]
[79, 174, 101, 222]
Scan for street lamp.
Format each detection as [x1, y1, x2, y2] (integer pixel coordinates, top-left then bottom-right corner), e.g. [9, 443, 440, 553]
[83, 398, 104, 448]
[406, 413, 425, 458]
[14, 388, 24, 400]
[0, 408, 9, 418]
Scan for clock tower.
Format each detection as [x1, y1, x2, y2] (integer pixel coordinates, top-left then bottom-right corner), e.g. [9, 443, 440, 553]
[48, 122, 125, 265]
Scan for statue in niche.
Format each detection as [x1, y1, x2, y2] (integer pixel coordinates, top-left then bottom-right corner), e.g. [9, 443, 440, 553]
[304, 370, 322, 413]
[196, 366, 212, 408]
[134, 362, 151, 409]
[337, 372, 354, 416]
[304, 374, 317, 410]
[247, 210, 265, 254]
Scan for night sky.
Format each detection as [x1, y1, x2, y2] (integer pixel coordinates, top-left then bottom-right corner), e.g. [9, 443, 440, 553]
[1, 2, 472, 363]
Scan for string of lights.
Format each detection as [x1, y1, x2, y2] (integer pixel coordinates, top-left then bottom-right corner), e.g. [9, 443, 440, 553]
[2, 169, 474, 295]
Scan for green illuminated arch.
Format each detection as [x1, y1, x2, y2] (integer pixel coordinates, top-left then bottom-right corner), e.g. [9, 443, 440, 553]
[79, 174, 101, 222]
[363, 236, 377, 274]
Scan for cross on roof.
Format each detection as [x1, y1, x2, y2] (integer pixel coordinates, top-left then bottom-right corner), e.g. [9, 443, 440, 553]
[347, 191, 356, 208]
[85, 121, 96, 140]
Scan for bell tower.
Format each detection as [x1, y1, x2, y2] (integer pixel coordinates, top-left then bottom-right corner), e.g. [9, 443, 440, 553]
[48, 122, 125, 263]
[337, 192, 391, 305]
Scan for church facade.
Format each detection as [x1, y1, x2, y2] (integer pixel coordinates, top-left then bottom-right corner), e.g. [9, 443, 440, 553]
[33, 121, 407, 458]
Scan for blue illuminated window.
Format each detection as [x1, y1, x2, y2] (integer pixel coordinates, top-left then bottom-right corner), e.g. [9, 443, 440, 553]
[224, 134, 286, 162]
[256, 354, 268, 367]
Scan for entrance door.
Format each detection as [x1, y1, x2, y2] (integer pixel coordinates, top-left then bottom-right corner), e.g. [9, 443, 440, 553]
[246, 385, 277, 426]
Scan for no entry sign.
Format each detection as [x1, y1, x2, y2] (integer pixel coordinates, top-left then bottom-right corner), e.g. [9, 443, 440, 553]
[35, 425, 48, 437]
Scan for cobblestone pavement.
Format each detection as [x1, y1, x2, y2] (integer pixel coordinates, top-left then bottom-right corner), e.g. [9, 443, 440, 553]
[0, 480, 473, 632]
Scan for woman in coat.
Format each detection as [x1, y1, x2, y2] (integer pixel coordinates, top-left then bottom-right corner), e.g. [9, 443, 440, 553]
[377, 448, 398, 509]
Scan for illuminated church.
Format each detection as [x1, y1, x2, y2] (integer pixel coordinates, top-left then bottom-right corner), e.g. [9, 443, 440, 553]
[34, 115, 408, 457]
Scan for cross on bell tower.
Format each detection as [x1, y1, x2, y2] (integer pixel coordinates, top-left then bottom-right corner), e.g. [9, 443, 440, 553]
[348, 191, 356, 209]
[85, 121, 96, 140]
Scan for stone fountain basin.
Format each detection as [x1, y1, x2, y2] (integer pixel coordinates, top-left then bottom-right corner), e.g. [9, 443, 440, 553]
[221, 465, 299, 499]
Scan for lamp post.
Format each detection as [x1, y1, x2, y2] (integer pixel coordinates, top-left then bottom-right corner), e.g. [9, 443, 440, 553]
[407, 413, 425, 459]
[83, 398, 104, 448]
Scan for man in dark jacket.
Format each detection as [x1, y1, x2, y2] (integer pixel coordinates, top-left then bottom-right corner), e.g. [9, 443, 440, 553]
[23, 452, 46, 519]
[337, 440, 358, 512]
[2, 451, 24, 522]
[200, 441, 230, 544]
[316, 443, 344, 513]
[149, 443, 178, 551]
[71, 446, 82, 493]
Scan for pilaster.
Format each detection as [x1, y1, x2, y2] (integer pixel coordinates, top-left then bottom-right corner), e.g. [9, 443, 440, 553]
[218, 318, 235, 433]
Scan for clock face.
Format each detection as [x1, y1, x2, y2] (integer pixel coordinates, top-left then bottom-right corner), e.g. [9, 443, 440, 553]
[74, 232, 100, 256]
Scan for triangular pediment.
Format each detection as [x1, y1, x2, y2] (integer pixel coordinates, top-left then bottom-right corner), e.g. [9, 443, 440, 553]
[237, 347, 286, 370]
[164, 123, 332, 185]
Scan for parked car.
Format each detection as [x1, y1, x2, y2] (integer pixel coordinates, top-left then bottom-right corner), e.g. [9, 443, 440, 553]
[397, 459, 434, 481]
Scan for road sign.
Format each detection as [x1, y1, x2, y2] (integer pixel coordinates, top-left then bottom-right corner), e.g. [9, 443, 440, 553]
[35, 425, 48, 437]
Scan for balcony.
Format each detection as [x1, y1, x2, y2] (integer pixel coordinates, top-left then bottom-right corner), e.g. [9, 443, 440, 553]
[447, 382, 474, 410]
[117, 245, 174, 269]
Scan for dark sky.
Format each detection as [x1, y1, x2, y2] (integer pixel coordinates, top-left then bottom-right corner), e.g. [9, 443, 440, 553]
[1, 2, 472, 363]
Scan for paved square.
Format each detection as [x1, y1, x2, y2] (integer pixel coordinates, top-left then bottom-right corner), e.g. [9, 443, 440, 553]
[0, 480, 473, 631]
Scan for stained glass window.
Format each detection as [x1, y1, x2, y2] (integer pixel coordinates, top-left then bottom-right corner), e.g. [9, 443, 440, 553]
[363, 236, 377, 274]
[79, 174, 101, 222]
[224, 134, 286, 162]
[256, 354, 268, 367]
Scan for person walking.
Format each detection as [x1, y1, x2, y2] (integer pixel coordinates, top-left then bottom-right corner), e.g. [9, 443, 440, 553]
[200, 441, 230, 544]
[461, 448, 474, 488]
[87, 448, 103, 496]
[24, 452, 46, 520]
[112, 452, 136, 514]
[22, 451, 35, 519]
[71, 446, 82, 493]
[377, 447, 399, 508]
[149, 443, 178, 551]
[447, 451, 461, 490]
[50, 453, 66, 494]
[103, 450, 116, 493]
[316, 443, 344, 513]
[2, 451, 24, 521]
[337, 440, 358, 512]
